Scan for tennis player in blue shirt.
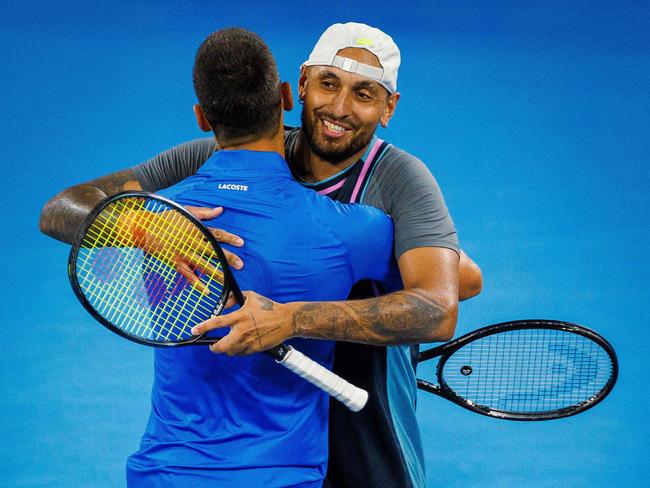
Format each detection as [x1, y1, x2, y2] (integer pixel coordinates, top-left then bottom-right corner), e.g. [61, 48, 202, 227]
[125, 28, 395, 487]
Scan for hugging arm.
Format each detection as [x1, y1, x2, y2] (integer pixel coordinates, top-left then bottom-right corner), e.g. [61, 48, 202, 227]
[193, 151, 472, 355]
[40, 138, 479, 355]
[39, 169, 142, 244]
[193, 246, 459, 355]
[39, 139, 215, 244]
[38, 140, 245, 269]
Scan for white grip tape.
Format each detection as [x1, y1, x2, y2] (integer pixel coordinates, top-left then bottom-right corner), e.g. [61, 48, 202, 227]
[278, 346, 368, 412]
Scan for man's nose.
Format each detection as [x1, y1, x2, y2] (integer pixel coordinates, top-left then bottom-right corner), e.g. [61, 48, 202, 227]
[328, 90, 353, 118]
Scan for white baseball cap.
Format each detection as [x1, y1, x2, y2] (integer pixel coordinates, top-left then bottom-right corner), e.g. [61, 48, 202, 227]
[302, 22, 401, 94]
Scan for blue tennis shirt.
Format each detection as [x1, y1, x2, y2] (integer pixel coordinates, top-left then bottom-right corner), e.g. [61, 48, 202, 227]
[126, 150, 394, 487]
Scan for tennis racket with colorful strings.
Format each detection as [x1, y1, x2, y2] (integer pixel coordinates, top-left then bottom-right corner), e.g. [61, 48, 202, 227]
[416, 320, 618, 420]
[68, 191, 368, 412]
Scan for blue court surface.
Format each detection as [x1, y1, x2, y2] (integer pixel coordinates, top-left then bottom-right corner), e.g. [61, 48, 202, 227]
[2, 1, 648, 486]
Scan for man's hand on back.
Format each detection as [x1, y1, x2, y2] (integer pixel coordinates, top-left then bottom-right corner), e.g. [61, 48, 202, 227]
[184, 205, 245, 270]
[192, 291, 294, 355]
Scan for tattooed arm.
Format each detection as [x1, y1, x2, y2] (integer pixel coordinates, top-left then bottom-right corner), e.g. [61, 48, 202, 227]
[294, 247, 459, 344]
[39, 139, 218, 244]
[38, 139, 249, 270]
[192, 247, 459, 355]
[39, 169, 143, 243]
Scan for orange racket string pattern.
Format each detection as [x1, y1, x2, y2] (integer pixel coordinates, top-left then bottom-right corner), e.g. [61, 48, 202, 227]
[82, 198, 224, 282]
[101, 198, 224, 335]
[78, 199, 221, 340]
[75, 197, 226, 343]
[76, 199, 169, 337]
[77, 202, 190, 340]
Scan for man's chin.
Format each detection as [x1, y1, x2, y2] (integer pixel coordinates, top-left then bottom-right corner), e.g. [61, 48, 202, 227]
[314, 150, 359, 166]
[302, 119, 373, 165]
[320, 141, 353, 155]
[311, 142, 355, 163]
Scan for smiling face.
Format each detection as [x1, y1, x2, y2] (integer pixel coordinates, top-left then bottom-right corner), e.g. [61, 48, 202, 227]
[299, 47, 399, 166]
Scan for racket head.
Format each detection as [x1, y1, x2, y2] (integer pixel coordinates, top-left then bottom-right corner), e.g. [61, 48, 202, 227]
[68, 191, 234, 347]
[420, 320, 618, 420]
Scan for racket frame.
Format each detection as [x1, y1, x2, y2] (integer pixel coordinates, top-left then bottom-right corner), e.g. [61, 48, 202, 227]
[417, 319, 618, 420]
[68, 191, 289, 351]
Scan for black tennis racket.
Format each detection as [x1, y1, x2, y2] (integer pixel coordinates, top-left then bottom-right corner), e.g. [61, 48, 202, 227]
[68, 191, 368, 412]
[416, 320, 618, 420]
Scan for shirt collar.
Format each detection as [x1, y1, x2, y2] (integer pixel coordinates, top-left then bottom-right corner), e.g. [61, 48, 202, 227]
[200, 149, 292, 178]
[298, 134, 378, 190]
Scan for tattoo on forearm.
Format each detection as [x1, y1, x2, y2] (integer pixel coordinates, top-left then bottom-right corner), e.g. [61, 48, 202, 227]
[39, 169, 138, 243]
[291, 302, 361, 341]
[291, 290, 448, 344]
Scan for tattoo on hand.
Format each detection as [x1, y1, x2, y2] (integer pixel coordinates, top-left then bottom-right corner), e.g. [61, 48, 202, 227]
[257, 296, 275, 311]
[248, 311, 281, 351]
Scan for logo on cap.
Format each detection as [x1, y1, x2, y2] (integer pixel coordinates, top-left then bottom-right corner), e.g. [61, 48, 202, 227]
[355, 37, 374, 46]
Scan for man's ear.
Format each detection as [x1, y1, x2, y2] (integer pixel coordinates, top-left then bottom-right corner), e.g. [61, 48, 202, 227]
[193, 104, 212, 132]
[297, 66, 308, 102]
[281, 82, 294, 111]
[380, 92, 400, 128]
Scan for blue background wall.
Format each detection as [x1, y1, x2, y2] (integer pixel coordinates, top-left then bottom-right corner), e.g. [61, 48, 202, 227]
[1, 1, 648, 486]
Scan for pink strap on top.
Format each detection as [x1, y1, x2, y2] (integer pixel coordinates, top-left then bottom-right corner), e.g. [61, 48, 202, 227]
[317, 178, 346, 195]
[349, 138, 384, 203]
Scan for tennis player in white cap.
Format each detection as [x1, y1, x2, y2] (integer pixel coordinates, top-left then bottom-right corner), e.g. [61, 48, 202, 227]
[290, 23, 465, 488]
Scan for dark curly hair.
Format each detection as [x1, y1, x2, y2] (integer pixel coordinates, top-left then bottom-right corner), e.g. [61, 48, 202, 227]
[193, 28, 281, 144]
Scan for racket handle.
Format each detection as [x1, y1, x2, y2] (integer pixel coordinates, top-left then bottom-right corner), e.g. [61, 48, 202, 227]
[277, 346, 368, 412]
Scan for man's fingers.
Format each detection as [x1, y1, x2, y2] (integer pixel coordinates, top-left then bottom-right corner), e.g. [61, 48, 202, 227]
[209, 334, 247, 356]
[191, 312, 237, 335]
[222, 249, 244, 270]
[185, 253, 225, 284]
[175, 260, 197, 284]
[186, 234, 214, 257]
[180, 206, 245, 272]
[209, 227, 244, 248]
[184, 205, 223, 220]
[174, 259, 210, 295]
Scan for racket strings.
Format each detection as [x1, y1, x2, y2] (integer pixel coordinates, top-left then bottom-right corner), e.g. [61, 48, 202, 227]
[75, 197, 226, 343]
[77, 199, 164, 335]
[78, 224, 198, 340]
[441, 328, 613, 413]
[79, 217, 219, 340]
[125, 198, 225, 335]
[82, 198, 223, 283]
[123, 200, 223, 339]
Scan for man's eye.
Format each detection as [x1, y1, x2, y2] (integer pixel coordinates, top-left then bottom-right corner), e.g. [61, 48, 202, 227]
[357, 91, 372, 100]
[320, 80, 336, 89]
